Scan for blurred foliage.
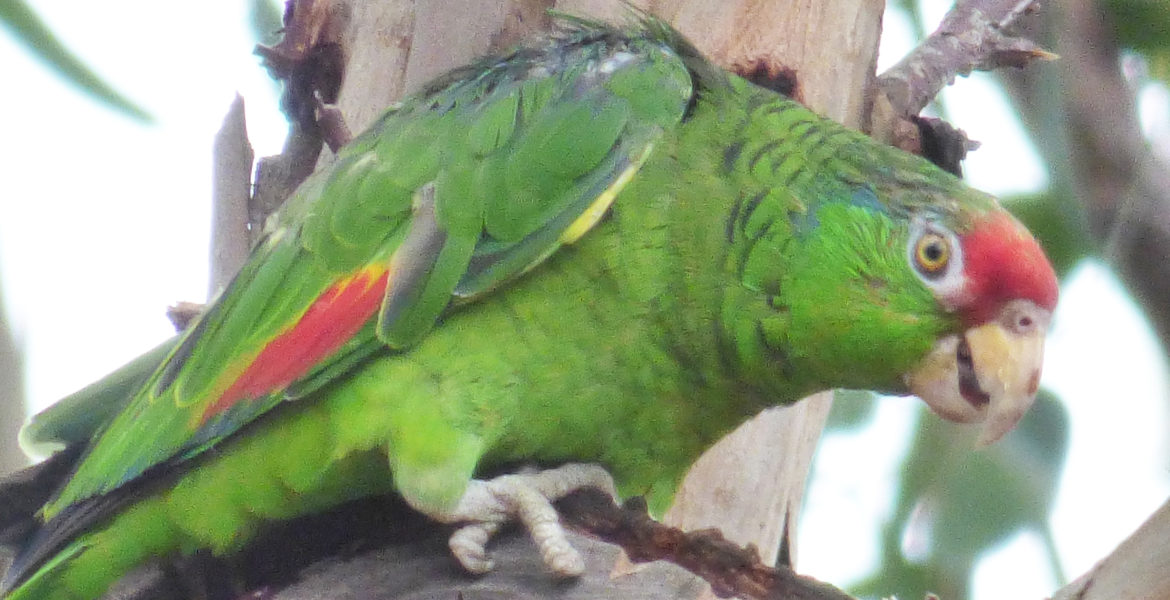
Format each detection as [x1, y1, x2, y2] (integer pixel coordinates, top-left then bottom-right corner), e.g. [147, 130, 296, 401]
[0, 0, 150, 121]
[848, 392, 1068, 599]
[893, 0, 929, 42]
[1104, 0, 1170, 83]
[825, 389, 1068, 599]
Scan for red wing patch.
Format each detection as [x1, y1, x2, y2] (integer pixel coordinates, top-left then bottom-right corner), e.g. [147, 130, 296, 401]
[201, 265, 390, 422]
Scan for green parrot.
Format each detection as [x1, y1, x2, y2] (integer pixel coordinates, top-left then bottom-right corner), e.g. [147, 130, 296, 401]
[0, 16, 1058, 600]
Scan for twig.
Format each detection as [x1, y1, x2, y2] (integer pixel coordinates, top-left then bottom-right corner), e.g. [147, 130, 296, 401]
[165, 302, 205, 332]
[869, 0, 1053, 159]
[314, 98, 353, 153]
[877, 0, 1053, 118]
[252, 0, 347, 232]
[558, 489, 855, 600]
[209, 95, 254, 297]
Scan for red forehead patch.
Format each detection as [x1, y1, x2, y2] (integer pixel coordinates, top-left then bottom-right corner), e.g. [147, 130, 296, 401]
[959, 212, 1059, 324]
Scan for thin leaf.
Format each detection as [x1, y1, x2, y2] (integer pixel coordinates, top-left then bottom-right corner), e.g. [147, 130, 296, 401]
[0, 0, 151, 122]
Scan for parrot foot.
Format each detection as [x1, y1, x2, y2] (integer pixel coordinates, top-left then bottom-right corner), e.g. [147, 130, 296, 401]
[443, 463, 618, 577]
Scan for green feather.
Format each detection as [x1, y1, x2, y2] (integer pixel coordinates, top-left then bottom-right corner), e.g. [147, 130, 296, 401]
[3, 16, 1029, 600]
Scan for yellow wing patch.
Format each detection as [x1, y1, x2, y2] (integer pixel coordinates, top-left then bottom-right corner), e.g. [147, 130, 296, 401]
[560, 143, 655, 244]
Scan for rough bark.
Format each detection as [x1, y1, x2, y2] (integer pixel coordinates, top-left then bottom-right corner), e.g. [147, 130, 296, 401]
[870, 0, 1053, 154]
[877, 0, 1049, 119]
[259, 490, 858, 600]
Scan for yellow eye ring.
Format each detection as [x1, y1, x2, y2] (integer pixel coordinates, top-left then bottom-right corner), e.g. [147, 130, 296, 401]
[914, 232, 950, 275]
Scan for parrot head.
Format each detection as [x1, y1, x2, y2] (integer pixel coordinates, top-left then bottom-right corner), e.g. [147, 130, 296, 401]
[754, 152, 1059, 447]
[901, 209, 1058, 445]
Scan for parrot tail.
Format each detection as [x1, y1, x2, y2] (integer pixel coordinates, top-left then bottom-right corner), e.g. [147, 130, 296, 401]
[0, 446, 81, 549]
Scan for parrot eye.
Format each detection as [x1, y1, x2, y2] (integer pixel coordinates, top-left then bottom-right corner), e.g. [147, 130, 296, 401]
[908, 220, 964, 292]
[914, 233, 950, 276]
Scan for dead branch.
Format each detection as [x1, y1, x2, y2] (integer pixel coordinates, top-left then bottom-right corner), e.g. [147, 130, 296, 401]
[209, 95, 254, 296]
[1051, 497, 1170, 599]
[560, 489, 856, 600]
[878, 0, 1052, 118]
[870, 0, 1054, 155]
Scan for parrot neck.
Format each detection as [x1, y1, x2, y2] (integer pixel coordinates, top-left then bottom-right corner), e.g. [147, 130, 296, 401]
[636, 77, 950, 406]
[615, 82, 827, 411]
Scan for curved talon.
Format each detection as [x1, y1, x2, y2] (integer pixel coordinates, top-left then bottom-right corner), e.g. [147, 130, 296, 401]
[495, 480, 585, 576]
[449, 521, 500, 574]
[430, 463, 617, 576]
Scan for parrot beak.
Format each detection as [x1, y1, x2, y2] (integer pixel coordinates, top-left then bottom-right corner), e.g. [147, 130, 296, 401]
[904, 300, 1050, 446]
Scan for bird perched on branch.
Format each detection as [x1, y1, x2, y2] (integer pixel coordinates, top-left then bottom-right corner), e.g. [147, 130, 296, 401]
[0, 15, 1056, 600]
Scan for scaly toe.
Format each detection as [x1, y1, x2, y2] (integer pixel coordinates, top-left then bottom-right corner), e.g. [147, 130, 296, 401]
[449, 522, 498, 574]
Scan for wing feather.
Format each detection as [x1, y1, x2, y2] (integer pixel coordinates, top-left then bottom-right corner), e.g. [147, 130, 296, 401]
[41, 20, 695, 523]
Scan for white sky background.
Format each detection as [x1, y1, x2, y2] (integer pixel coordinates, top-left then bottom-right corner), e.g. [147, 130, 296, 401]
[0, 2, 1167, 599]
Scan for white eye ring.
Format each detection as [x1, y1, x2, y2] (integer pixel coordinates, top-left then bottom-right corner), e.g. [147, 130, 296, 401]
[908, 218, 965, 301]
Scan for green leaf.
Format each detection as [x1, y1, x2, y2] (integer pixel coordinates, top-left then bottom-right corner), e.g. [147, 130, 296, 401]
[0, 0, 151, 122]
[1103, 0, 1170, 86]
[1104, 0, 1170, 53]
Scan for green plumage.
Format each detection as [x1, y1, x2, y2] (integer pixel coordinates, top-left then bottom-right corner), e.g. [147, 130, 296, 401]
[3, 17, 1030, 600]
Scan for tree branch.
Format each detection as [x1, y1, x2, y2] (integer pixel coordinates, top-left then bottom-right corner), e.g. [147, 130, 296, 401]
[209, 94, 254, 297]
[878, 0, 1052, 118]
[1051, 496, 1170, 599]
[251, 0, 348, 234]
[870, 0, 1054, 155]
[559, 490, 856, 600]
